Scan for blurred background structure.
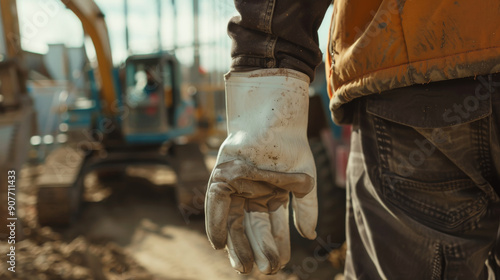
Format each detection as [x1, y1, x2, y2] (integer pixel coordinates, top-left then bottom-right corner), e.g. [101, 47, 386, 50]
[0, 1, 349, 279]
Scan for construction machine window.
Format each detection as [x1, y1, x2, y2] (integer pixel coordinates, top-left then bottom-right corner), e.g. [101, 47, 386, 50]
[124, 58, 168, 135]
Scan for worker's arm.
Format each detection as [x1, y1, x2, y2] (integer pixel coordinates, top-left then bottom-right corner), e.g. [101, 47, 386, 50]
[228, 0, 332, 81]
[205, 0, 332, 275]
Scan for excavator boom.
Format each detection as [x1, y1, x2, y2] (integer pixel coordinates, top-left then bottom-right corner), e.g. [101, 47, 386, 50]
[62, 0, 116, 114]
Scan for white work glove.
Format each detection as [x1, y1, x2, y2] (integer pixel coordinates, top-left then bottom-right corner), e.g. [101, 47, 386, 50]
[205, 69, 317, 275]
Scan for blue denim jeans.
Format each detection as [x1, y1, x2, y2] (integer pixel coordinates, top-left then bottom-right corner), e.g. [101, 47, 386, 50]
[229, 1, 500, 278]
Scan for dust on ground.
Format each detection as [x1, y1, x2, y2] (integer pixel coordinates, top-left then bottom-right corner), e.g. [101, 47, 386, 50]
[1, 158, 342, 280]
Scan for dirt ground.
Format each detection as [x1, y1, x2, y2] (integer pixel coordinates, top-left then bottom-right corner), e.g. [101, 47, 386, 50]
[0, 153, 344, 280]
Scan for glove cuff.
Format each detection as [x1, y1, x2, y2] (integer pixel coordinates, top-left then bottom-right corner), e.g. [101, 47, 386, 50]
[219, 68, 314, 178]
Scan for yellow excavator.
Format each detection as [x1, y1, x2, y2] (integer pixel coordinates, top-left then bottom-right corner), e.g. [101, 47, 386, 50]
[36, 0, 210, 226]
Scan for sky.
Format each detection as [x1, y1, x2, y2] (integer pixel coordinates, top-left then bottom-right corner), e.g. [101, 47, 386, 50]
[16, 0, 332, 71]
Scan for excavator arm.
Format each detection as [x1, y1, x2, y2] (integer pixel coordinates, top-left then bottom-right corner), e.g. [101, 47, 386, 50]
[62, 0, 116, 115]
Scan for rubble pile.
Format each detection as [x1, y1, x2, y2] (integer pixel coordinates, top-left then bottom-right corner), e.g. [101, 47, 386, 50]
[0, 224, 156, 280]
[0, 166, 158, 280]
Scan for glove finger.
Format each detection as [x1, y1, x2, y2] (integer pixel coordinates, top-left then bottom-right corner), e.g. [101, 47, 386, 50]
[292, 187, 318, 240]
[269, 202, 291, 269]
[205, 181, 233, 249]
[244, 209, 280, 275]
[227, 196, 254, 274]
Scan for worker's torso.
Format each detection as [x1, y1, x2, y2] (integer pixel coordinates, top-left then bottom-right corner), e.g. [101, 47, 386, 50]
[326, 0, 500, 122]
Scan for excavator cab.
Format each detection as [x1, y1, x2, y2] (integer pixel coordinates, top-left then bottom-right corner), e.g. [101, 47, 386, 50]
[123, 56, 169, 139]
[122, 54, 195, 144]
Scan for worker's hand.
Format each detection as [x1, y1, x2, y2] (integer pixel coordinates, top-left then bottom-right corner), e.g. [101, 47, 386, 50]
[205, 69, 317, 275]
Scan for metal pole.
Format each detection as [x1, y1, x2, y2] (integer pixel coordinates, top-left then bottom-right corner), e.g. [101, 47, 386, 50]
[172, 0, 177, 53]
[193, 0, 200, 83]
[157, 0, 162, 52]
[124, 0, 130, 53]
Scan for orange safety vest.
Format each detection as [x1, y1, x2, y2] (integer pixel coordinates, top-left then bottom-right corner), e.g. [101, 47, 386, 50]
[325, 0, 500, 123]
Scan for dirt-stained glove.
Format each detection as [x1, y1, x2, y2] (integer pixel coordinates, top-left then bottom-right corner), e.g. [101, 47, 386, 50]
[205, 69, 317, 275]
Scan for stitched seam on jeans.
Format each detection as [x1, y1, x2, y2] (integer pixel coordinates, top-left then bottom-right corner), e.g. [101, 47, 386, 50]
[264, 0, 277, 67]
[383, 175, 477, 192]
[445, 243, 465, 259]
[373, 116, 392, 172]
[265, 0, 274, 34]
[477, 117, 493, 179]
[385, 188, 487, 227]
[391, 190, 486, 220]
[431, 242, 443, 280]
[267, 36, 278, 68]
[257, 0, 274, 33]
[382, 173, 489, 227]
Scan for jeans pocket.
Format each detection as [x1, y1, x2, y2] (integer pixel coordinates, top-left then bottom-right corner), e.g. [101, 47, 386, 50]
[364, 84, 493, 233]
[382, 174, 489, 232]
